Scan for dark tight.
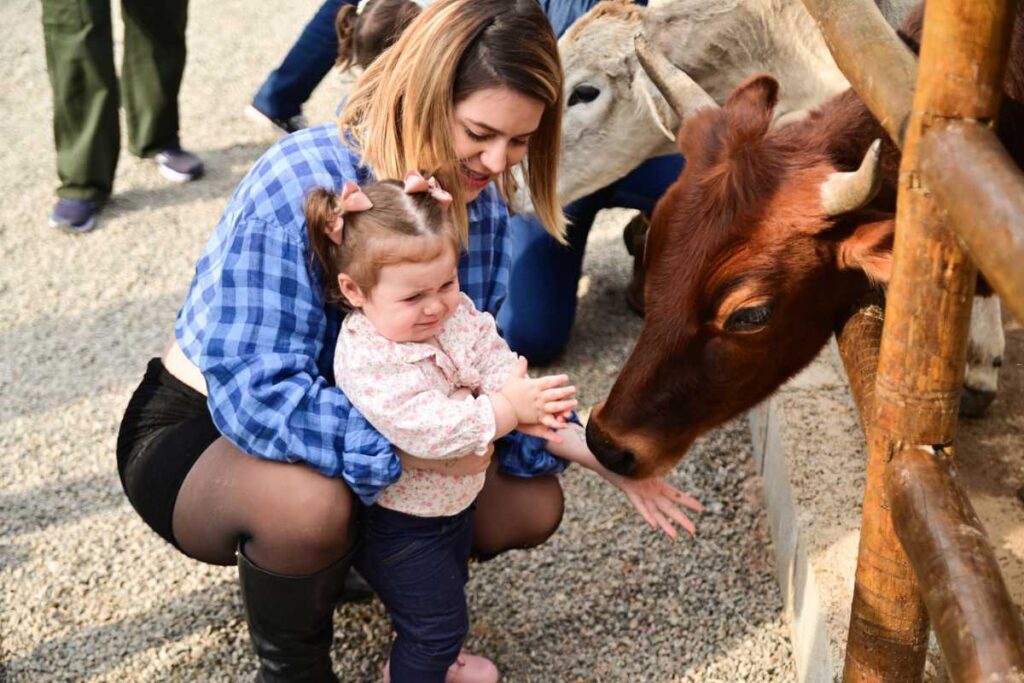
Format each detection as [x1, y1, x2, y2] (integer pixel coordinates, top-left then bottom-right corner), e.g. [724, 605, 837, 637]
[472, 457, 564, 561]
[172, 438, 564, 576]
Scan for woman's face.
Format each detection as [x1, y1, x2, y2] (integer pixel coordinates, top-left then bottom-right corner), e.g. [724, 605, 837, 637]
[451, 87, 544, 202]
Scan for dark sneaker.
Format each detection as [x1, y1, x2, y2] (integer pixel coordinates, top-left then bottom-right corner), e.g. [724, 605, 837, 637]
[155, 147, 204, 183]
[49, 198, 100, 234]
[244, 103, 309, 135]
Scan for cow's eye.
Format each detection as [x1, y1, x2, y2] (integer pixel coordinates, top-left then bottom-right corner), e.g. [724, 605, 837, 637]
[568, 84, 600, 106]
[724, 304, 774, 333]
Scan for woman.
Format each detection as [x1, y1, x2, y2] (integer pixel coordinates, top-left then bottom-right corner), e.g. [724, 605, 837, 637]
[117, 1, 691, 679]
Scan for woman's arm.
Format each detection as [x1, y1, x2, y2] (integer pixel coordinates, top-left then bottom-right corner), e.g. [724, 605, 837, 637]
[174, 129, 407, 505]
[545, 422, 705, 539]
[183, 217, 399, 495]
[398, 445, 493, 476]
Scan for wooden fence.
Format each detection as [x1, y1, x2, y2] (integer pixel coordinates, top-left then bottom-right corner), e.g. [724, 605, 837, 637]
[801, 0, 1024, 679]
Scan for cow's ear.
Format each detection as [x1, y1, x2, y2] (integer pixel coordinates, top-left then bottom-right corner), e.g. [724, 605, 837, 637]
[838, 218, 895, 284]
[724, 74, 778, 144]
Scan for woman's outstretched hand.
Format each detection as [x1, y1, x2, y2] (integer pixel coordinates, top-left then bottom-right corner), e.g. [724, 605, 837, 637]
[540, 421, 704, 540]
[599, 470, 704, 540]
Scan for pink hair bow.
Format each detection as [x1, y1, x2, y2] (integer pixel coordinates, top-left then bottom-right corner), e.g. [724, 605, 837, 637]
[326, 181, 373, 246]
[403, 171, 453, 207]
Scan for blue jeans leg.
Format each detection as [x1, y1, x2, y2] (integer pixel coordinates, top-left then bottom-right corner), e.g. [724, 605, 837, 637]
[606, 154, 686, 215]
[251, 0, 350, 120]
[498, 190, 605, 365]
[497, 154, 685, 363]
[356, 506, 474, 683]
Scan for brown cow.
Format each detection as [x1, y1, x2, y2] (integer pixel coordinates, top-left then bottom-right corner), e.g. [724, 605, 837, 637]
[585, 6, 1024, 478]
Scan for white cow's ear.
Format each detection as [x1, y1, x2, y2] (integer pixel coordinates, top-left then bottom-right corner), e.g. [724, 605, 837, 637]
[637, 69, 679, 143]
[837, 218, 895, 284]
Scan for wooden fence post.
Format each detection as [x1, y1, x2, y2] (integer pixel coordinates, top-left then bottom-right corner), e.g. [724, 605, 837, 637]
[842, 1, 1019, 681]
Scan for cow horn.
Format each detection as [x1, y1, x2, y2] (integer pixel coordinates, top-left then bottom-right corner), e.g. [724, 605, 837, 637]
[820, 139, 883, 217]
[634, 33, 718, 122]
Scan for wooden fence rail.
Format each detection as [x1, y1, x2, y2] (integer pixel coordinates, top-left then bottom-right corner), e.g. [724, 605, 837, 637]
[801, 0, 1024, 680]
[801, 0, 916, 149]
[920, 123, 1024, 323]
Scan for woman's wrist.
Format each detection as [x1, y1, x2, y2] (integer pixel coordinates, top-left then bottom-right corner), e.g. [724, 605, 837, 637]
[544, 423, 594, 466]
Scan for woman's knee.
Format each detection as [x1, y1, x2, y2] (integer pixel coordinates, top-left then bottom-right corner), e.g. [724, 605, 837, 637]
[275, 476, 356, 553]
[499, 252, 578, 363]
[243, 470, 357, 573]
[521, 476, 564, 548]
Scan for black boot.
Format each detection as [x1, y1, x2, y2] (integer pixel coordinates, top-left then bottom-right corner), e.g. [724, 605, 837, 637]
[238, 547, 354, 682]
[339, 568, 375, 605]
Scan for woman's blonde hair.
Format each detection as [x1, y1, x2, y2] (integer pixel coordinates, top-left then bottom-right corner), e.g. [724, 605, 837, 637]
[340, 0, 565, 244]
[305, 181, 460, 309]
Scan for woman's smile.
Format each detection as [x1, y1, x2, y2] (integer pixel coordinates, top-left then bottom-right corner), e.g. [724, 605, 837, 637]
[460, 162, 491, 190]
[451, 87, 544, 201]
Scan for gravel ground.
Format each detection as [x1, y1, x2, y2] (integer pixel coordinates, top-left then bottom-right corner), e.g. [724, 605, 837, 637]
[0, 1, 794, 680]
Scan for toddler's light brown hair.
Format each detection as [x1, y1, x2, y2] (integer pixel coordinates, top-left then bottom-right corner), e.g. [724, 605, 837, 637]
[305, 180, 460, 309]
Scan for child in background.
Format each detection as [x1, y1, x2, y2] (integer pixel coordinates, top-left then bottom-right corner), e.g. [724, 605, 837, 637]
[335, 0, 425, 71]
[307, 174, 704, 682]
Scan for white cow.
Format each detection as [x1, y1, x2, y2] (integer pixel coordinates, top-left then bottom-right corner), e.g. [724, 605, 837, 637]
[556, 0, 1003, 413]
[557, 0, 851, 205]
[557, 0, 919, 204]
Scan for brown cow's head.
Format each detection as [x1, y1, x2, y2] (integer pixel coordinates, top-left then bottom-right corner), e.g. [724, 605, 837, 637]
[586, 50, 896, 478]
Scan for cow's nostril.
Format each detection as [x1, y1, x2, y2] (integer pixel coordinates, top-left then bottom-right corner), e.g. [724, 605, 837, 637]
[585, 421, 638, 476]
[604, 448, 637, 476]
[993, 356, 1004, 369]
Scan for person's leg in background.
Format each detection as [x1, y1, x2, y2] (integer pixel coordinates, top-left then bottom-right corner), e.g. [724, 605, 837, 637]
[608, 154, 686, 315]
[121, 0, 202, 183]
[497, 154, 684, 364]
[497, 189, 607, 365]
[248, 0, 351, 133]
[42, 0, 119, 232]
[606, 154, 685, 217]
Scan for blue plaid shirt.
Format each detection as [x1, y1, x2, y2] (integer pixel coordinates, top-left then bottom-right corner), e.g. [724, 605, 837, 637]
[175, 124, 567, 504]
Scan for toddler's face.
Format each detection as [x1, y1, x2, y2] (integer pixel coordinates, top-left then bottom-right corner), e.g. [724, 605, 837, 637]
[358, 247, 461, 343]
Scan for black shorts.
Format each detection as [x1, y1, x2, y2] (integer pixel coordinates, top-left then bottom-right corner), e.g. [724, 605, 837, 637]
[116, 358, 221, 549]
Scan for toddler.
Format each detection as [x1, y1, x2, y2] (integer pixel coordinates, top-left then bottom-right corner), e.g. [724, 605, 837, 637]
[306, 173, 575, 682]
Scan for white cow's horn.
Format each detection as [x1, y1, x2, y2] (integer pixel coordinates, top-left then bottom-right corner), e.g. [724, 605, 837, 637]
[634, 34, 718, 122]
[821, 139, 883, 217]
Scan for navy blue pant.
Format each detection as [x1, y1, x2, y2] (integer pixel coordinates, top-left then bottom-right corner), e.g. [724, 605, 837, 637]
[356, 505, 474, 683]
[252, 0, 355, 120]
[497, 154, 686, 364]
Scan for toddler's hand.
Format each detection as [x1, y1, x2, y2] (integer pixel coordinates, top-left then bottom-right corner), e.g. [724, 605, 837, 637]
[500, 358, 577, 428]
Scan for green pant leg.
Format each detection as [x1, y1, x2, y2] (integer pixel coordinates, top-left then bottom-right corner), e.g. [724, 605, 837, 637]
[42, 0, 119, 202]
[120, 0, 188, 158]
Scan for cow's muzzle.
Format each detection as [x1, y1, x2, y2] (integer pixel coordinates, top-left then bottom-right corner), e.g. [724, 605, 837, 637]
[586, 419, 637, 476]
